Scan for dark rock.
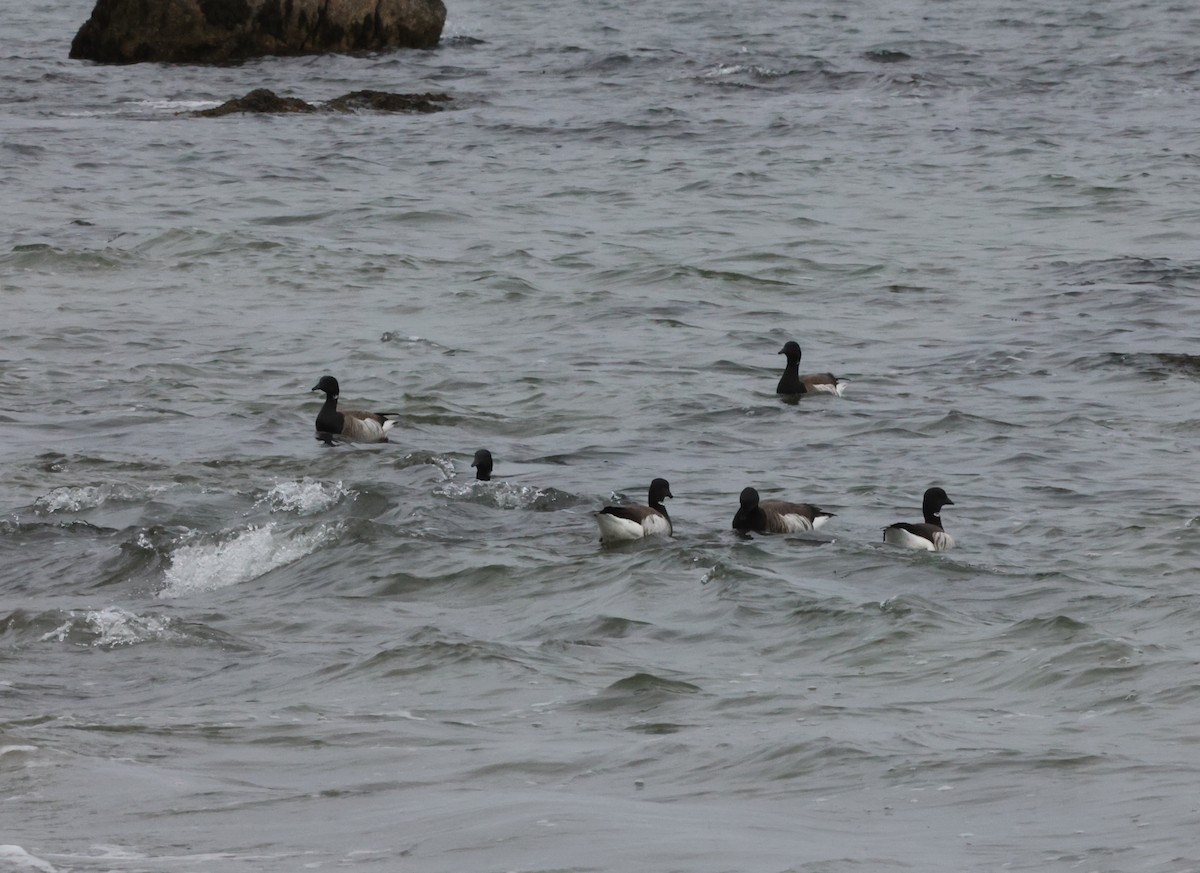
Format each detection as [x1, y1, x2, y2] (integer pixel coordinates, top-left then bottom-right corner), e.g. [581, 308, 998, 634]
[864, 48, 912, 63]
[70, 0, 446, 64]
[324, 89, 451, 113]
[190, 87, 452, 116]
[192, 88, 318, 116]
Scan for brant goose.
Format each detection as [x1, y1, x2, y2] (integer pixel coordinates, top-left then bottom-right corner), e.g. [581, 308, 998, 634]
[311, 376, 398, 445]
[471, 449, 494, 481]
[595, 478, 673, 543]
[776, 341, 845, 396]
[883, 487, 955, 551]
[732, 486, 835, 534]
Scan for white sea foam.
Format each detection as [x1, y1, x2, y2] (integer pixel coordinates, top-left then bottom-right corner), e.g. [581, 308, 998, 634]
[0, 745, 39, 756]
[434, 480, 556, 510]
[257, 478, 349, 515]
[40, 607, 176, 648]
[128, 98, 220, 112]
[0, 845, 57, 872]
[159, 524, 337, 597]
[34, 483, 166, 514]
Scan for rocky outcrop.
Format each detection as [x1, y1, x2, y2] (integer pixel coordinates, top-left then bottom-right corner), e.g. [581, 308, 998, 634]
[190, 87, 451, 116]
[70, 0, 446, 64]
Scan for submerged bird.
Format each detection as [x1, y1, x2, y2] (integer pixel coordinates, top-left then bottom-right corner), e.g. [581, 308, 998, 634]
[776, 340, 845, 396]
[594, 478, 674, 543]
[883, 487, 955, 551]
[471, 449, 494, 481]
[732, 486, 835, 534]
[311, 375, 399, 445]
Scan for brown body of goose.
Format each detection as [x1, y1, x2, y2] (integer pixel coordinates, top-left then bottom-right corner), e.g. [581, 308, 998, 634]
[595, 478, 673, 543]
[883, 487, 955, 551]
[312, 376, 398, 446]
[776, 341, 845, 396]
[732, 486, 834, 534]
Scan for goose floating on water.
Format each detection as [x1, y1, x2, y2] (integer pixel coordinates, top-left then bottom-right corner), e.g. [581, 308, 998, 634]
[776, 340, 845, 396]
[595, 478, 673, 543]
[732, 486, 835, 534]
[311, 375, 399, 445]
[471, 449, 494, 481]
[883, 487, 955, 551]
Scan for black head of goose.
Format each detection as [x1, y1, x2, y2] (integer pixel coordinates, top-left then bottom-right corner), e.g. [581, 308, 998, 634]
[595, 477, 673, 543]
[311, 375, 399, 446]
[883, 487, 955, 551]
[732, 486, 835, 534]
[776, 340, 845, 397]
[471, 449, 494, 481]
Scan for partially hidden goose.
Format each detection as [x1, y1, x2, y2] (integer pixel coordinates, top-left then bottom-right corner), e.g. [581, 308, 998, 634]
[471, 449, 494, 481]
[776, 340, 846, 396]
[883, 487, 955, 551]
[732, 486, 835, 534]
[595, 478, 673, 543]
[311, 375, 399, 445]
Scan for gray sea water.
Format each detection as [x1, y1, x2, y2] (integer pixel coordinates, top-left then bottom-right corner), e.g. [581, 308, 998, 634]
[3, 1, 1200, 870]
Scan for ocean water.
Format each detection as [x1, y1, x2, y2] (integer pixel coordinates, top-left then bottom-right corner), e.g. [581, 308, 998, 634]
[3, 0, 1200, 870]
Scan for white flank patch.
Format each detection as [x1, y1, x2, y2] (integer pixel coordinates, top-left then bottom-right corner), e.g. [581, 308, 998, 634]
[808, 381, 846, 397]
[595, 510, 671, 542]
[640, 513, 672, 537]
[884, 526, 954, 551]
[776, 513, 816, 534]
[931, 531, 955, 551]
[342, 417, 390, 442]
[595, 512, 647, 542]
[353, 419, 386, 441]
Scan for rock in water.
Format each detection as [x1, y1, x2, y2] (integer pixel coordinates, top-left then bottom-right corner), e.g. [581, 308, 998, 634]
[70, 0, 446, 64]
[188, 88, 452, 116]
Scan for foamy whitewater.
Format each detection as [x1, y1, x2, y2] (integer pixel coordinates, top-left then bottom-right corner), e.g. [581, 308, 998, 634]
[3, 1, 1200, 871]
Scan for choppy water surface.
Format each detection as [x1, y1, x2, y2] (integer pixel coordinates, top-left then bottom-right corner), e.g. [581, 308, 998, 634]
[3, 1, 1200, 870]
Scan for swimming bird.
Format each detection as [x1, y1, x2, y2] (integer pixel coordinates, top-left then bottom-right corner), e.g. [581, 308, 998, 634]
[732, 486, 835, 534]
[883, 487, 955, 551]
[471, 449, 494, 481]
[311, 375, 398, 445]
[595, 478, 673, 543]
[776, 340, 845, 396]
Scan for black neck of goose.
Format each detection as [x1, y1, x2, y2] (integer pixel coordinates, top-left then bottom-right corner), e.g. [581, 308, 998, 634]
[733, 506, 764, 531]
[651, 500, 670, 519]
[316, 394, 342, 432]
[475, 468, 492, 481]
[777, 361, 805, 394]
[923, 507, 942, 527]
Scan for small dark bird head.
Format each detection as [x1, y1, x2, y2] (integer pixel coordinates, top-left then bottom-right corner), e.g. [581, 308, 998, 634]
[312, 375, 340, 397]
[649, 478, 673, 504]
[738, 486, 761, 509]
[778, 341, 802, 361]
[471, 449, 494, 481]
[921, 487, 954, 524]
[923, 487, 953, 510]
